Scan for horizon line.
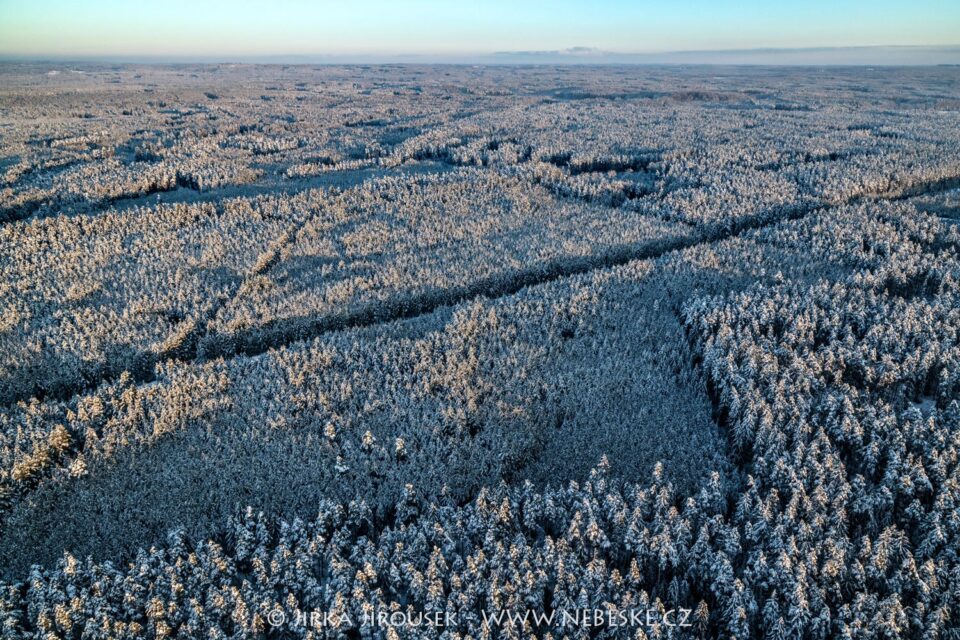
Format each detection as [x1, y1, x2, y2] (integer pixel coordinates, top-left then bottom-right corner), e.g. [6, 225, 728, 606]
[2, 44, 960, 67]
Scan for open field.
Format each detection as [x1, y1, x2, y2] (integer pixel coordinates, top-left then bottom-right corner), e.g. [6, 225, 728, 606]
[0, 63, 959, 638]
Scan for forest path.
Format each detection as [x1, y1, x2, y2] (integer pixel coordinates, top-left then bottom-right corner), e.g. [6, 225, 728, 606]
[3, 168, 959, 409]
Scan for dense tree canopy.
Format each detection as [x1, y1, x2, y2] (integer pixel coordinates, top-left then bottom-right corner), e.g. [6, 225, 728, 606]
[0, 63, 958, 638]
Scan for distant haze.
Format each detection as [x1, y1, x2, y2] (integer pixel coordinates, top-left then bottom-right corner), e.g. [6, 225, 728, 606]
[1, 0, 958, 64]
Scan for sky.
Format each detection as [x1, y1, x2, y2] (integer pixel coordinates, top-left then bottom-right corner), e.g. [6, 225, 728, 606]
[0, 0, 958, 62]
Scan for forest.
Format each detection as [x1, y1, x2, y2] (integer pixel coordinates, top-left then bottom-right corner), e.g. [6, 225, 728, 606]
[0, 63, 958, 638]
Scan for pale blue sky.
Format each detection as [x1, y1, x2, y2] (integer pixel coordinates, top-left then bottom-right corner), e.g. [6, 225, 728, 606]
[0, 0, 958, 59]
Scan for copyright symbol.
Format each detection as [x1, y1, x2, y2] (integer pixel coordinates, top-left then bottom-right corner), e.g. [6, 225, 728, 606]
[267, 608, 286, 627]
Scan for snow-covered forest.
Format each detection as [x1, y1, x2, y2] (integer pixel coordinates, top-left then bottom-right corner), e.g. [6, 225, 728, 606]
[0, 63, 959, 638]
